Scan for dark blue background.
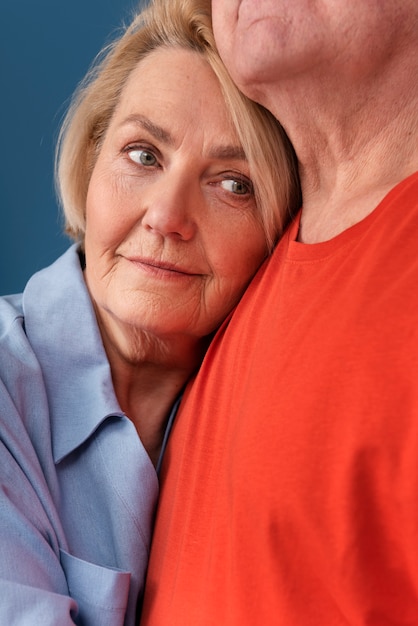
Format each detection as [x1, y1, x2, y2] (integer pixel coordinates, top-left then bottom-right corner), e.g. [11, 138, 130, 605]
[0, 0, 146, 295]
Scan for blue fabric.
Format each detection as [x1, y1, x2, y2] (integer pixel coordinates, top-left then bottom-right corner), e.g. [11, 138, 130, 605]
[0, 245, 164, 625]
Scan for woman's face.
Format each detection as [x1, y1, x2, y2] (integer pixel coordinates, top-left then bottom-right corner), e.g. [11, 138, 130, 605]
[84, 47, 267, 343]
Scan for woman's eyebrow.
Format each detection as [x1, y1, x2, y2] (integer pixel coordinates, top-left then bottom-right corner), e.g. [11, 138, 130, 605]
[208, 145, 246, 161]
[119, 114, 173, 144]
[119, 114, 246, 161]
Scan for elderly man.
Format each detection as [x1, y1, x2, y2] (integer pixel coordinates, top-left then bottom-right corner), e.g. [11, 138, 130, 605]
[142, 1, 418, 623]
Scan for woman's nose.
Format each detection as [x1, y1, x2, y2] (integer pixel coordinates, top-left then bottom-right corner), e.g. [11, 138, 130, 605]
[142, 174, 198, 241]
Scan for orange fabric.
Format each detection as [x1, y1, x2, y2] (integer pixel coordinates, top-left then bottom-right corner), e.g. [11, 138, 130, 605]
[141, 172, 418, 625]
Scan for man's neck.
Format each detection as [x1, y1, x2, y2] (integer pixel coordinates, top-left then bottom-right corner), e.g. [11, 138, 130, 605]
[265, 55, 418, 243]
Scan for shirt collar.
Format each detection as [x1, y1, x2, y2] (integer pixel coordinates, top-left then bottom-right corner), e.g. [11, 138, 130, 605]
[22, 244, 124, 463]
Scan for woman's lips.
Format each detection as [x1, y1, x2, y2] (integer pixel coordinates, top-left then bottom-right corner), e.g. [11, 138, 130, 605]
[126, 256, 201, 278]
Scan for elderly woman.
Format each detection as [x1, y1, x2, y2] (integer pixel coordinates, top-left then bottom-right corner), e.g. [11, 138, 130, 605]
[0, 0, 299, 624]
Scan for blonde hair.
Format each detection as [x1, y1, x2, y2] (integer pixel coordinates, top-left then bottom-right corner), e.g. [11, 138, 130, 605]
[56, 0, 300, 249]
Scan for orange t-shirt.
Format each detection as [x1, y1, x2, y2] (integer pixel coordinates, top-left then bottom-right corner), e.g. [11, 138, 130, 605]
[142, 172, 418, 625]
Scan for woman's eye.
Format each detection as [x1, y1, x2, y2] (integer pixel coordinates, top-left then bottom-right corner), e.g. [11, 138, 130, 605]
[127, 148, 158, 167]
[220, 178, 252, 195]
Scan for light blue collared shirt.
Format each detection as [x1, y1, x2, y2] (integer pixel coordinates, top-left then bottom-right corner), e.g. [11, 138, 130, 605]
[0, 245, 176, 625]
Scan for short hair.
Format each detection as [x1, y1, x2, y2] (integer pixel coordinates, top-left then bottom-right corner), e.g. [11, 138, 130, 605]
[55, 0, 300, 249]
